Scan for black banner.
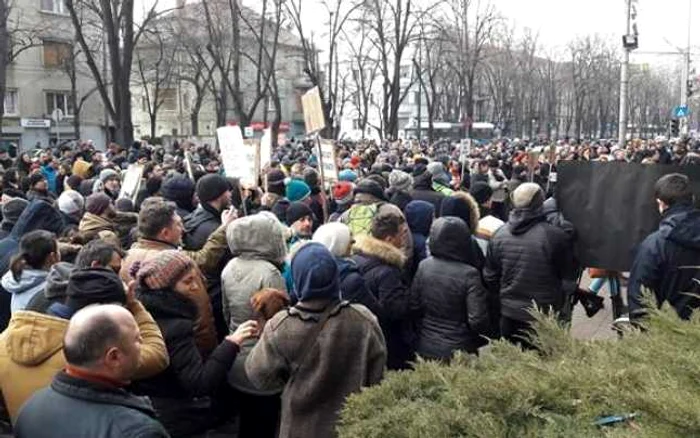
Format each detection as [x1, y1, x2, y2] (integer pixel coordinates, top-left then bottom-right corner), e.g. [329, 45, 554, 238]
[556, 162, 700, 271]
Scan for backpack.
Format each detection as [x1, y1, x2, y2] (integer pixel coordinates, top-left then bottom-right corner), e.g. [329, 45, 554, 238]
[345, 203, 379, 237]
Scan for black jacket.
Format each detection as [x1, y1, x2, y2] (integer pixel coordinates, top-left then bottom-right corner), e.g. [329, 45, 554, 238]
[133, 288, 239, 437]
[413, 217, 490, 359]
[410, 172, 444, 215]
[15, 371, 168, 438]
[352, 235, 418, 370]
[628, 204, 700, 319]
[484, 206, 576, 322]
[337, 257, 382, 317]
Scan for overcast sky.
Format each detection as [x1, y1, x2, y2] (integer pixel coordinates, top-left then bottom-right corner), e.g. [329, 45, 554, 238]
[144, 0, 698, 67]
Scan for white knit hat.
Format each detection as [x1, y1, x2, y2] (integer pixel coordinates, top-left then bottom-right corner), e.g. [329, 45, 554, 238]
[312, 222, 352, 258]
[57, 190, 85, 215]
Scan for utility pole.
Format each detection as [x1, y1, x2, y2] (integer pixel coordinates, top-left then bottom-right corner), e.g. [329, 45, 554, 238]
[618, 0, 637, 147]
[416, 38, 422, 141]
[680, 0, 692, 135]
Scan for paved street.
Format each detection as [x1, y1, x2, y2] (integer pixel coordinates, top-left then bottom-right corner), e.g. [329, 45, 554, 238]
[571, 273, 624, 341]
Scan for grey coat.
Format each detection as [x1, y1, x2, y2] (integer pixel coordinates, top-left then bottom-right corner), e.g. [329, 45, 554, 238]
[222, 214, 287, 395]
[245, 299, 386, 438]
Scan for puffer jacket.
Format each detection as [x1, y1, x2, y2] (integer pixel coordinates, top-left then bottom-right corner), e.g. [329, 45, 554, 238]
[337, 257, 381, 317]
[133, 287, 239, 437]
[120, 227, 229, 357]
[628, 204, 700, 319]
[1, 269, 48, 313]
[413, 217, 490, 359]
[410, 172, 444, 214]
[484, 206, 576, 322]
[222, 214, 287, 395]
[0, 300, 168, 422]
[0, 200, 63, 331]
[352, 235, 419, 370]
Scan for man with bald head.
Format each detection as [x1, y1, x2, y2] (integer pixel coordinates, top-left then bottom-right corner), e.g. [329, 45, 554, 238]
[14, 305, 169, 437]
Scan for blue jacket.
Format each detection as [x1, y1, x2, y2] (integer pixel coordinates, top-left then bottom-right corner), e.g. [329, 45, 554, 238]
[404, 201, 435, 279]
[628, 204, 700, 319]
[40, 164, 58, 194]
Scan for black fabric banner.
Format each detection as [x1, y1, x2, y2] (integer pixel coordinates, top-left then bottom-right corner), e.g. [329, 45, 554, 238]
[556, 162, 700, 271]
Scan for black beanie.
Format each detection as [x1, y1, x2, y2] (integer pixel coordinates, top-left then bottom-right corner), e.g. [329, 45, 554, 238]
[412, 163, 428, 177]
[286, 201, 313, 225]
[469, 182, 493, 205]
[196, 174, 230, 203]
[161, 175, 195, 210]
[355, 179, 386, 202]
[65, 268, 126, 311]
[28, 172, 46, 188]
[1, 198, 28, 225]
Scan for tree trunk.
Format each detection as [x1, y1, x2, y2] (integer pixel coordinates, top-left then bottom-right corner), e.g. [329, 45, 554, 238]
[0, 0, 8, 137]
[190, 112, 199, 136]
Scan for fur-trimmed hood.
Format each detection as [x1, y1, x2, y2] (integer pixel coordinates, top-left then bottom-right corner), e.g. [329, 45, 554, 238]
[352, 235, 405, 268]
[444, 191, 481, 232]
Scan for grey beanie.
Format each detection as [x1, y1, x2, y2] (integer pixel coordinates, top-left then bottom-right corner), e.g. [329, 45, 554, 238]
[511, 183, 545, 209]
[427, 161, 445, 177]
[388, 170, 413, 192]
[99, 168, 120, 183]
[45, 262, 75, 299]
[1, 198, 29, 225]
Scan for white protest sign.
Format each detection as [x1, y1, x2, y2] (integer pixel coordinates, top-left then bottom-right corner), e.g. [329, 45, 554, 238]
[302, 86, 326, 134]
[260, 128, 272, 170]
[244, 126, 254, 138]
[216, 126, 260, 186]
[318, 139, 338, 183]
[119, 164, 143, 202]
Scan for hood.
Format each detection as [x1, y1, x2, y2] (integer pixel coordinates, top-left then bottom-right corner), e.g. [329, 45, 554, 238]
[508, 207, 546, 235]
[542, 197, 558, 216]
[184, 205, 219, 235]
[429, 217, 473, 264]
[79, 212, 115, 233]
[227, 214, 287, 264]
[5, 311, 67, 366]
[1, 269, 47, 295]
[661, 204, 700, 250]
[137, 286, 197, 320]
[352, 235, 405, 268]
[412, 172, 433, 190]
[113, 211, 138, 228]
[11, 200, 63, 238]
[404, 201, 434, 236]
[441, 191, 481, 232]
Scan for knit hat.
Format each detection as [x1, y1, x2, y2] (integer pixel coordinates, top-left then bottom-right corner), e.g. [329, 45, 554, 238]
[115, 198, 135, 212]
[303, 168, 320, 189]
[286, 201, 313, 226]
[388, 170, 413, 192]
[267, 169, 286, 187]
[57, 190, 85, 215]
[355, 179, 386, 202]
[291, 242, 340, 302]
[427, 162, 444, 177]
[196, 173, 230, 204]
[28, 172, 46, 188]
[45, 262, 74, 299]
[511, 182, 545, 209]
[85, 192, 112, 216]
[1, 198, 28, 225]
[350, 156, 361, 169]
[65, 268, 126, 310]
[338, 169, 358, 182]
[469, 182, 493, 205]
[136, 250, 195, 290]
[285, 179, 311, 202]
[99, 168, 120, 183]
[66, 175, 83, 191]
[332, 181, 354, 205]
[313, 222, 352, 257]
[161, 175, 195, 210]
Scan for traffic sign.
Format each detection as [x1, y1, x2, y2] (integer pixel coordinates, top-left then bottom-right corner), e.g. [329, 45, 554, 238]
[674, 106, 689, 118]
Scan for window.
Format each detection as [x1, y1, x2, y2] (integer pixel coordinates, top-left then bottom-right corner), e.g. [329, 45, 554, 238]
[3, 90, 18, 116]
[160, 89, 177, 111]
[40, 0, 66, 14]
[43, 40, 71, 68]
[46, 91, 74, 117]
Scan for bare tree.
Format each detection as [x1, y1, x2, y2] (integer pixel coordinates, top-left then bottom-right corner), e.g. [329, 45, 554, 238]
[343, 20, 380, 138]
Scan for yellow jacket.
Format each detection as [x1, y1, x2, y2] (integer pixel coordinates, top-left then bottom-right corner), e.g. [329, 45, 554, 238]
[0, 300, 168, 423]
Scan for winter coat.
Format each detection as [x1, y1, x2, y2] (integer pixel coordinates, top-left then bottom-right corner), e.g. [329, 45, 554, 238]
[404, 200, 434, 279]
[183, 204, 221, 251]
[1, 269, 48, 313]
[40, 165, 57, 194]
[120, 228, 229, 357]
[628, 204, 700, 319]
[410, 172, 444, 215]
[133, 288, 239, 437]
[337, 257, 382, 317]
[484, 207, 576, 322]
[488, 169, 508, 203]
[0, 300, 168, 422]
[0, 222, 13, 240]
[113, 211, 139, 250]
[222, 214, 286, 395]
[439, 191, 487, 270]
[0, 200, 63, 331]
[78, 212, 120, 248]
[413, 217, 490, 359]
[14, 371, 168, 438]
[245, 299, 386, 438]
[352, 235, 418, 370]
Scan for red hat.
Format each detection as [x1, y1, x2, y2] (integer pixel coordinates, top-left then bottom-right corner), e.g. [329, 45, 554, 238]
[332, 181, 354, 205]
[350, 156, 361, 169]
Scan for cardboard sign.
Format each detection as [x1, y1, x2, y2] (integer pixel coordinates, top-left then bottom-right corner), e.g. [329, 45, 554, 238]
[119, 164, 143, 202]
[217, 126, 260, 186]
[318, 140, 338, 183]
[301, 86, 326, 134]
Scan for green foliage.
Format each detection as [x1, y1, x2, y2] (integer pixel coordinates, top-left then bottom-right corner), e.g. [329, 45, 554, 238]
[338, 303, 700, 437]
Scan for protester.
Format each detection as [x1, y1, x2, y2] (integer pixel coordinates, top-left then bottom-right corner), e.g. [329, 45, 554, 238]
[0, 198, 28, 239]
[410, 163, 444, 214]
[246, 243, 386, 438]
[329, 181, 354, 222]
[98, 168, 121, 200]
[160, 175, 197, 220]
[404, 200, 434, 279]
[13, 305, 170, 438]
[286, 201, 314, 246]
[56, 190, 85, 229]
[78, 192, 120, 247]
[25, 173, 53, 202]
[184, 173, 231, 250]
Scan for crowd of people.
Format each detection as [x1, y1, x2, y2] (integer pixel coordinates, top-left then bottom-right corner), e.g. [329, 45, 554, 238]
[0, 134, 695, 437]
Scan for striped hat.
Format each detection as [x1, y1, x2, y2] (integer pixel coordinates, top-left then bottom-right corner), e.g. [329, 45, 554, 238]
[136, 250, 195, 290]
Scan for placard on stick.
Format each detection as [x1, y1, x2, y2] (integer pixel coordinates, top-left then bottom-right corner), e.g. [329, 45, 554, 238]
[301, 86, 326, 134]
[119, 164, 143, 202]
[318, 140, 338, 183]
[216, 126, 260, 187]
